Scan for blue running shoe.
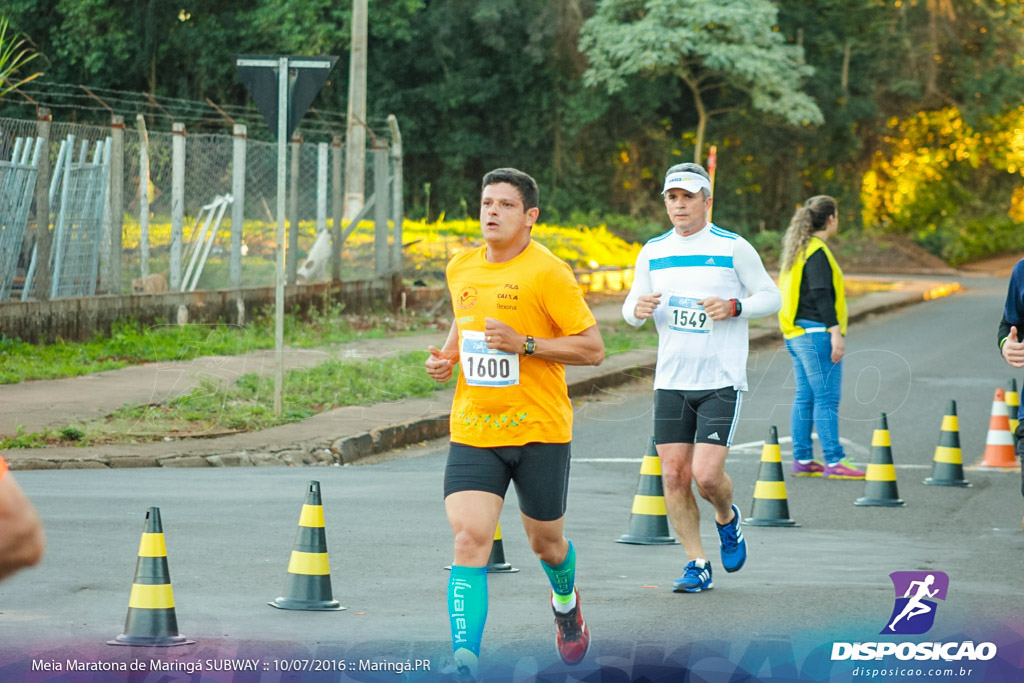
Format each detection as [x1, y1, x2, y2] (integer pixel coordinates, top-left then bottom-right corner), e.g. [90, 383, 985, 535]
[672, 558, 713, 593]
[716, 503, 747, 573]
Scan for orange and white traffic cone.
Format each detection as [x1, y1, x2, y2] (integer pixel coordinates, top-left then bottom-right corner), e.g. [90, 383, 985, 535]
[980, 388, 1017, 468]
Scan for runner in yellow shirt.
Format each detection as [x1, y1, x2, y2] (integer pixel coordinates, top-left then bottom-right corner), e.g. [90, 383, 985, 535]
[425, 168, 604, 679]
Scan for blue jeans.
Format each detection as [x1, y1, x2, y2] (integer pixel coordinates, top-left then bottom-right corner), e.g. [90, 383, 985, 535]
[785, 319, 844, 464]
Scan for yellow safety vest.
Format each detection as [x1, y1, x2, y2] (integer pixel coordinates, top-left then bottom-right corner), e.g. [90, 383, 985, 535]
[778, 236, 847, 339]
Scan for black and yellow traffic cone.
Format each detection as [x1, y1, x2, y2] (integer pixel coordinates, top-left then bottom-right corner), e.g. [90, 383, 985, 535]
[924, 400, 971, 487]
[1005, 379, 1019, 438]
[269, 481, 345, 611]
[446, 521, 521, 573]
[745, 426, 798, 527]
[616, 437, 678, 545]
[485, 522, 519, 573]
[855, 413, 906, 507]
[108, 507, 193, 646]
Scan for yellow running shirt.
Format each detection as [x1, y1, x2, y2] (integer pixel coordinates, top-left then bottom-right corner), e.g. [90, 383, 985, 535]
[446, 240, 596, 447]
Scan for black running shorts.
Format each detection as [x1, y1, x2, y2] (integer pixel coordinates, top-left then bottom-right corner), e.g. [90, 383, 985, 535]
[444, 441, 571, 522]
[653, 387, 741, 447]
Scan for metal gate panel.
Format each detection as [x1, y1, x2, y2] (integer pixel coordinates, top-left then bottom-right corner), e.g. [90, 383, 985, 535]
[49, 138, 111, 299]
[0, 137, 42, 301]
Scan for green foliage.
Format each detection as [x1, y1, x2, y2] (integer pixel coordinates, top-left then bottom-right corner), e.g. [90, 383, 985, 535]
[0, 14, 41, 99]
[919, 215, 1024, 267]
[581, 0, 822, 160]
[4, 0, 1024, 259]
[59, 426, 84, 441]
[860, 105, 1024, 263]
[748, 230, 783, 267]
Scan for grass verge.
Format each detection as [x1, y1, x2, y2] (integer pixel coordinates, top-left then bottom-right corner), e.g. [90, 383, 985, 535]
[0, 306, 447, 385]
[0, 320, 660, 448]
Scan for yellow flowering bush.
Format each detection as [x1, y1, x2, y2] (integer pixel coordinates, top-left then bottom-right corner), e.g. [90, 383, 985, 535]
[121, 215, 641, 283]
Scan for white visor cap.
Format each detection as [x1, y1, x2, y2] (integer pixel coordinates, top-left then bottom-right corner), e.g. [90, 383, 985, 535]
[663, 171, 711, 196]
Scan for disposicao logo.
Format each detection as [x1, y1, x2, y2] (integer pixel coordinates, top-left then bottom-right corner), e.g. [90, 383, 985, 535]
[830, 570, 997, 662]
[882, 570, 948, 635]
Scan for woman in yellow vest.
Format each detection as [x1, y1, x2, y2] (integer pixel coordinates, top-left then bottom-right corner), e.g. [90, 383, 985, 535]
[778, 196, 865, 480]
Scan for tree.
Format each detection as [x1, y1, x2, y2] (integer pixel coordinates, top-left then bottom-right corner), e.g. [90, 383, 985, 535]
[579, 0, 823, 162]
[0, 15, 41, 100]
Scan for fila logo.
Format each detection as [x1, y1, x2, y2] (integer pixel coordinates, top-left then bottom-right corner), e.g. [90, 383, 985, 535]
[708, 431, 720, 441]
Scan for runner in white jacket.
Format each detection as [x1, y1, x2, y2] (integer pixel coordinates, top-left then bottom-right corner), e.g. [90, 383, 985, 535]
[622, 162, 781, 594]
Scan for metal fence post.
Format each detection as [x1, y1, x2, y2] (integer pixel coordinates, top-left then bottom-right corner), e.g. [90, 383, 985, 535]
[331, 134, 343, 281]
[387, 115, 403, 274]
[136, 115, 150, 278]
[170, 122, 186, 290]
[316, 141, 328, 246]
[373, 146, 389, 277]
[231, 123, 247, 288]
[33, 108, 53, 301]
[288, 132, 302, 284]
[107, 114, 125, 293]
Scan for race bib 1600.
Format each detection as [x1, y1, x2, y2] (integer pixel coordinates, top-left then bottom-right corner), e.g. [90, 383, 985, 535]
[461, 330, 520, 386]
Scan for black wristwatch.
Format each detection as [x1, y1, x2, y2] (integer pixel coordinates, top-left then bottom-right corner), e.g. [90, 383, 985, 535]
[523, 335, 536, 356]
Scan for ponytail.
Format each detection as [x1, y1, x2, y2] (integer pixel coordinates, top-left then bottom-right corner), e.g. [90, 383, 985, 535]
[780, 196, 837, 272]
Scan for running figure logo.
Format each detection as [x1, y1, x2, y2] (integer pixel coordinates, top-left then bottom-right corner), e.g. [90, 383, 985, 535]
[881, 571, 949, 635]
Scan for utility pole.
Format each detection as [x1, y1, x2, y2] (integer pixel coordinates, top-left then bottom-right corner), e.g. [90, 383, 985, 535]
[343, 0, 368, 219]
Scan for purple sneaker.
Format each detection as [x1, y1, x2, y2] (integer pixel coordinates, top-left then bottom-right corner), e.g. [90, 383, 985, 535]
[792, 459, 824, 477]
[824, 459, 866, 480]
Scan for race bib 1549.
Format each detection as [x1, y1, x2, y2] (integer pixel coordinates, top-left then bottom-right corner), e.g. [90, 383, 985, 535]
[666, 295, 713, 334]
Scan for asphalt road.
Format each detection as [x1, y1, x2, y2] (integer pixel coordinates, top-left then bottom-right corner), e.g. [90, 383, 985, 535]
[1, 274, 1022, 682]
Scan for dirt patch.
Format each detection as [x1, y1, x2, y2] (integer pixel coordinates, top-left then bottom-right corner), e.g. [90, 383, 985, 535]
[959, 251, 1024, 278]
[820, 234, 957, 275]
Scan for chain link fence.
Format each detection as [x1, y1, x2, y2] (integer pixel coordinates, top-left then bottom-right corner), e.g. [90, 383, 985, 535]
[0, 114, 400, 300]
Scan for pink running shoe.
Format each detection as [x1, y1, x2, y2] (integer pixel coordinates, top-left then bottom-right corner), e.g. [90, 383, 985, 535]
[824, 459, 866, 480]
[792, 459, 825, 477]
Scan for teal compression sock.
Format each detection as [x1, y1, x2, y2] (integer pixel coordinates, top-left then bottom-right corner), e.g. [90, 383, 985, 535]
[541, 539, 576, 602]
[448, 565, 488, 659]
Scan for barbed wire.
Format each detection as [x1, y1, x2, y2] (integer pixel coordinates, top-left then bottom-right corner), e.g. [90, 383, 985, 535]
[7, 80, 393, 142]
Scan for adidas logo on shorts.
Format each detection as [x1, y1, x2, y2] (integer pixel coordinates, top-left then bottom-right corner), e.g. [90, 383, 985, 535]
[708, 431, 720, 441]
